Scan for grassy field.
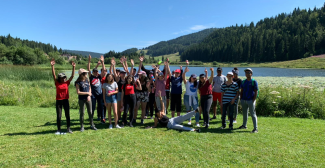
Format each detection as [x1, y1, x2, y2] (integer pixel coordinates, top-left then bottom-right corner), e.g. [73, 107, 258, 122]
[0, 106, 324, 167]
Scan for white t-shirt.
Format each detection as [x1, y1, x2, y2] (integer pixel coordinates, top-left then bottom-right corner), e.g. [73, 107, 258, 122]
[185, 81, 198, 96]
[212, 75, 227, 92]
[102, 82, 118, 95]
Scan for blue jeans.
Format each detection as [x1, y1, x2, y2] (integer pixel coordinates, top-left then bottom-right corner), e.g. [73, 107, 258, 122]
[184, 95, 199, 123]
[222, 102, 234, 128]
[167, 111, 197, 131]
[241, 100, 258, 129]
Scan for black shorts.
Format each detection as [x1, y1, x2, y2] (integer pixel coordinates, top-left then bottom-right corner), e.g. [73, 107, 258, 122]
[170, 93, 182, 112]
[165, 90, 170, 99]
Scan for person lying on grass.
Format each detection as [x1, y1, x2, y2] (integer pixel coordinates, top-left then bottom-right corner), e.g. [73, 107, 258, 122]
[51, 59, 75, 135]
[146, 91, 200, 133]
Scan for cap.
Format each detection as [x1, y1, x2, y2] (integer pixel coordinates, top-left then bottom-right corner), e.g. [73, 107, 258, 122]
[190, 74, 197, 78]
[227, 72, 233, 76]
[58, 73, 66, 78]
[149, 71, 154, 74]
[217, 67, 222, 71]
[158, 72, 164, 76]
[120, 69, 126, 73]
[172, 70, 175, 73]
[78, 68, 89, 75]
[92, 68, 98, 72]
[199, 74, 206, 78]
[244, 68, 253, 73]
[232, 69, 239, 75]
[174, 69, 181, 73]
[133, 68, 137, 71]
[116, 68, 120, 72]
[138, 71, 147, 75]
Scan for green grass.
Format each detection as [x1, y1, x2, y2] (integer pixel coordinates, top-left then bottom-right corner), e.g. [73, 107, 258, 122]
[0, 106, 324, 167]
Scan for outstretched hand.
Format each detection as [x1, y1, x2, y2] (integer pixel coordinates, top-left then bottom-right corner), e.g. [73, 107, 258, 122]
[100, 55, 104, 62]
[185, 67, 189, 73]
[88, 54, 91, 60]
[210, 67, 214, 71]
[130, 59, 134, 66]
[204, 68, 208, 73]
[111, 58, 116, 65]
[139, 56, 144, 62]
[71, 61, 76, 67]
[186, 60, 189, 65]
[50, 59, 55, 66]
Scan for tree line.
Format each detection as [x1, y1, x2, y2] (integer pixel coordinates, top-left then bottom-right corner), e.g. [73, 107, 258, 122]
[181, 5, 325, 63]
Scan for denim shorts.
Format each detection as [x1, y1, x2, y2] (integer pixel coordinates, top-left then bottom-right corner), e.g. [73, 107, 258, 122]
[117, 92, 122, 101]
[105, 94, 117, 103]
[184, 95, 199, 111]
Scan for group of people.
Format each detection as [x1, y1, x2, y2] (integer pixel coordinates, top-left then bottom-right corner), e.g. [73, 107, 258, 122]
[52, 55, 259, 134]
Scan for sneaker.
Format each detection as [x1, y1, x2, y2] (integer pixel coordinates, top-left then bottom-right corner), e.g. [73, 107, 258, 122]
[238, 125, 247, 129]
[195, 129, 201, 133]
[141, 119, 144, 125]
[196, 123, 200, 127]
[109, 124, 113, 129]
[67, 128, 73, 134]
[205, 124, 209, 129]
[220, 126, 226, 129]
[187, 122, 191, 125]
[55, 131, 61, 135]
[97, 117, 100, 121]
[60, 132, 66, 135]
[199, 116, 202, 120]
[129, 123, 134, 127]
[80, 127, 84, 132]
[115, 125, 122, 129]
[233, 120, 237, 123]
[229, 127, 233, 130]
[252, 129, 258, 133]
[90, 126, 97, 131]
[210, 115, 216, 120]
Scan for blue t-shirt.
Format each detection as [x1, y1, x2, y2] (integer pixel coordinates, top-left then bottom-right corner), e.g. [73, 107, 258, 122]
[89, 75, 102, 96]
[76, 80, 90, 100]
[170, 71, 183, 94]
[241, 79, 258, 100]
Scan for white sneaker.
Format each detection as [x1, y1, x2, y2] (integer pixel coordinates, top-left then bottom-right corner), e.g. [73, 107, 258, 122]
[55, 131, 60, 135]
[60, 132, 66, 135]
[115, 125, 122, 129]
[233, 120, 237, 123]
[109, 124, 113, 129]
[187, 122, 191, 125]
[196, 123, 200, 127]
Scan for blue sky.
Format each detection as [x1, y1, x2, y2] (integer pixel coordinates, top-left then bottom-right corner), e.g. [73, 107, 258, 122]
[0, 0, 324, 53]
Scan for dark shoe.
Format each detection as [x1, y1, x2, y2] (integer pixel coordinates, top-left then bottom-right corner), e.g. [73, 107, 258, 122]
[220, 126, 226, 129]
[129, 123, 134, 127]
[210, 115, 216, 120]
[238, 125, 247, 129]
[205, 124, 209, 129]
[140, 119, 144, 125]
[90, 126, 97, 130]
[67, 128, 73, 134]
[195, 129, 201, 133]
[133, 120, 136, 124]
[199, 116, 202, 120]
[97, 117, 100, 121]
[229, 127, 233, 130]
[252, 129, 258, 133]
[80, 127, 84, 132]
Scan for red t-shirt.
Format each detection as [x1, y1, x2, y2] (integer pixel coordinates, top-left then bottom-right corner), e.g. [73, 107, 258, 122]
[101, 76, 106, 84]
[199, 80, 212, 96]
[122, 84, 137, 95]
[55, 80, 71, 100]
[165, 75, 170, 90]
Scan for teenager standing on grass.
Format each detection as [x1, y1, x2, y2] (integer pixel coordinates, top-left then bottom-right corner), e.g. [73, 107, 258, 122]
[113, 57, 127, 121]
[211, 67, 227, 120]
[154, 62, 168, 114]
[146, 91, 200, 132]
[75, 68, 97, 131]
[199, 68, 214, 129]
[88, 55, 106, 124]
[220, 72, 239, 130]
[238, 68, 258, 133]
[182, 60, 200, 126]
[102, 73, 121, 129]
[51, 59, 75, 135]
[167, 59, 183, 117]
[121, 74, 142, 127]
[232, 67, 242, 123]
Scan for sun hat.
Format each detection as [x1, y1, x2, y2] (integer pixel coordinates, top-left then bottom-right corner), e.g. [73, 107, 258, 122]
[78, 68, 89, 75]
[120, 69, 126, 73]
[138, 71, 147, 75]
[116, 68, 120, 72]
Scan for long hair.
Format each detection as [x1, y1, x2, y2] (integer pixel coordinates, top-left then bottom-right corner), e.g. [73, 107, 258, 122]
[56, 76, 66, 83]
[126, 75, 135, 85]
[140, 74, 148, 83]
[198, 74, 206, 89]
[188, 77, 198, 88]
[75, 73, 88, 86]
[105, 73, 114, 84]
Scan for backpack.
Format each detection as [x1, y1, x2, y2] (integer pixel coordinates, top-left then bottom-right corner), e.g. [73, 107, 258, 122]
[242, 78, 259, 98]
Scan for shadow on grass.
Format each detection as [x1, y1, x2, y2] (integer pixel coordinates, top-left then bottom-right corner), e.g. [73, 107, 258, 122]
[2, 130, 59, 136]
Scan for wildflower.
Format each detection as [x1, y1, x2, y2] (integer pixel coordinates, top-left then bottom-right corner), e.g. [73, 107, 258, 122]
[310, 102, 313, 104]
[270, 91, 280, 94]
[272, 101, 277, 104]
[277, 96, 281, 98]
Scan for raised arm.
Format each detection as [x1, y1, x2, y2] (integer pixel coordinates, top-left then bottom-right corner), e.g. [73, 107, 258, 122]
[183, 60, 189, 84]
[154, 66, 158, 81]
[165, 61, 169, 82]
[120, 56, 129, 75]
[135, 79, 142, 90]
[208, 68, 214, 84]
[100, 55, 105, 78]
[68, 61, 76, 82]
[50, 59, 56, 83]
[130, 59, 135, 75]
[88, 54, 92, 77]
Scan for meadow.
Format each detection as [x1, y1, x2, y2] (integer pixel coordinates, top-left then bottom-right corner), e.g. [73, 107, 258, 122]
[0, 65, 325, 167]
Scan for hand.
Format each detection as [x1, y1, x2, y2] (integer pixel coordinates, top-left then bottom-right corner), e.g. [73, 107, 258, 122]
[180, 65, 182, 70]
[88, 54, 91, 61]
[119, 57, 124, 64]
[97, 61, 101, 65]
[139, 56, 144, 62]
[130, 59, 134, 66]
[123, 56, 127, 62]
[50, 59, 55, 66]
[166, 58, 169, 62]
[111, 58, 116, 65]
[210, 68, 214, 72]
[87, 96, 91, 102]
[88, 92, 92, 96]
[185, 67, 189, 73]
[231, 99, 235, 105]
[104, 103, 107, 107]
[136, 79, 140, 84]
[204, 68, 208, 73]
[107, 93, 111, 96]
[186, 60, 189, 65]
[100, 55, 104, 62]
[71, 61, 76, 67]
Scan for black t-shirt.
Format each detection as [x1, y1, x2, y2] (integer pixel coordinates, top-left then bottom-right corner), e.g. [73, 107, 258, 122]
[89, 75, 102, 96]
[233, 78, 242, 88]
[158, 115, 169, 127]
[117, 78, 126, 92]
[75, 80, 90, 100]
[139, 78, 149, 92]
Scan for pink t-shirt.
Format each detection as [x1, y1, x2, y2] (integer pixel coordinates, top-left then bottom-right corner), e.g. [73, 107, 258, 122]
[155, 79, 166, 97]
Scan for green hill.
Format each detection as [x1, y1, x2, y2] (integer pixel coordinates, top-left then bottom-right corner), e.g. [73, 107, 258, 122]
[63, 49, 103, 58]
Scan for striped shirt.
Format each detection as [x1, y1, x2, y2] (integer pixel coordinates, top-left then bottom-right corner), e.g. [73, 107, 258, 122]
[221, 82, 239, 104]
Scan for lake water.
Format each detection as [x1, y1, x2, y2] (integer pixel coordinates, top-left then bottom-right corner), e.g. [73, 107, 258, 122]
[70, 66, 325, 77]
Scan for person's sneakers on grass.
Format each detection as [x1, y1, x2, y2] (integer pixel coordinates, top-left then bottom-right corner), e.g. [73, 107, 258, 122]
[187, 121, 191, 125]
[251, 129, 258, 133]
[80, 127, 84, 132]
[67, 128, 73, 134]
[90, 126, 97, 130]
[233, 120, 237, 123]
[196, 123, 200, 127]
[109, 124, 113, 129]
[55, 131, 61, 135]
[238, 125, 247, 129]
[116, 125, 122, 129]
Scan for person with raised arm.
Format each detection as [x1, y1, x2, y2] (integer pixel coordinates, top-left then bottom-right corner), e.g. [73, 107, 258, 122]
[232, 67, 242, 123]
[112, 57, 127, 122]
[51, 59, 75, 135]
[211, 67, 227, 121]
[75, 68, 97, 132]
[88, 55, 105, 124]
[198, 68, 214, 129]
[167, 58, 183, 117]
[146, 91, 200, 132]
[154, 60, 168, 114]
[120, 75, 142, 127]
[182, 60, 200, 127]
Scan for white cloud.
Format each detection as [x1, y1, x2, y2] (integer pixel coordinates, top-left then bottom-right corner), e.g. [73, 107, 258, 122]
[173, 23, 215, 35]
[190, 25, 208, 30]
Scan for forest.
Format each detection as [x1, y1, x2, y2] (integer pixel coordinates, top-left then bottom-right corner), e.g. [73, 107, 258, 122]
[181, 5, 325, 62]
